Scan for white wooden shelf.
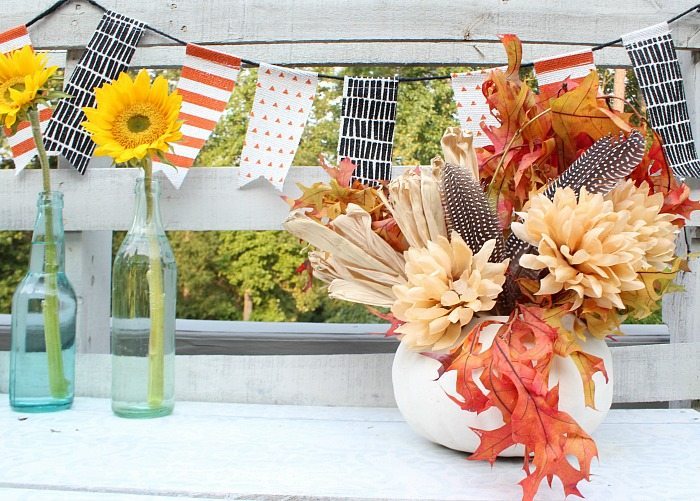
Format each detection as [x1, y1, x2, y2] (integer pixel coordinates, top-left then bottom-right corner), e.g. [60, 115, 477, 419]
[0, 397, 698, 500]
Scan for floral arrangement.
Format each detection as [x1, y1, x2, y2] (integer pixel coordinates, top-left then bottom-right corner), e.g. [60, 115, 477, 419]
[82, 69, 183, 411]
[0, 45, 70, 399]
[284, 36, 699, 500]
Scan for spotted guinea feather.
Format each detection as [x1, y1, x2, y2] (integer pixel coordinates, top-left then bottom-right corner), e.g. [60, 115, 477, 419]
[542, 129, 646, 199]
[441, 162, 506, 262]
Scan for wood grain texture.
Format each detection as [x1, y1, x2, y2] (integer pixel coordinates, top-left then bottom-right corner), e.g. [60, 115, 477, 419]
[6, 0, 700, 50]
[41, 42, 635, 68]
[1, 345, 697, 405]
[4, 168, 699, 231]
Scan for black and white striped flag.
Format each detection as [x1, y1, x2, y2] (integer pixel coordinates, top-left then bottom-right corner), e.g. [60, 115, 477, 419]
[44, 10, 145, 174]
[623, 22, 700, 178]
[338, 76, 398, 186]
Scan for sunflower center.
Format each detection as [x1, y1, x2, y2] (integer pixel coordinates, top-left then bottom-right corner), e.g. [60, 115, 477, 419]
[0, 76, 26, 106]
[112, 103, 168, 149]
[127, 114, 151, 133]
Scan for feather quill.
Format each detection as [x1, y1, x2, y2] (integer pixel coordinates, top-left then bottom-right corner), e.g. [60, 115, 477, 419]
[439, 160, 506, 262]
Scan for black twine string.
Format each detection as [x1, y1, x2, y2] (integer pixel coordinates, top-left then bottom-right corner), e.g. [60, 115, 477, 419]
[24, 0, 700, 82]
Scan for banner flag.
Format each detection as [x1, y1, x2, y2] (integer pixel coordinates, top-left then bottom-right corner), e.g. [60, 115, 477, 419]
[451, 69, 498, 148]
[0, 25, 52, 174]
[534, 49, 596, 99]
[153, 44, 241, 188]
[238, 63, 318, 191]
[623, 22, 700, 178]
[43, 10, 145, 174]
[338, 76, 399, 185]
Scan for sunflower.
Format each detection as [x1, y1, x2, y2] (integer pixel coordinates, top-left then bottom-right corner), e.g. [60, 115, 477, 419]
[82, 70, 182, 165]
[0, 45, 56, 128]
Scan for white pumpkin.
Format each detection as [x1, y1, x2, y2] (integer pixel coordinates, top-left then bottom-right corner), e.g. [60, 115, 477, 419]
[392, 316, 613, 456]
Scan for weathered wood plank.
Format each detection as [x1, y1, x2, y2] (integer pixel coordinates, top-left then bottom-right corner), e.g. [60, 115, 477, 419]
[4, 168, 700, 231]
[115, 42, 636, 68]
[1, 343, 697, 405]
[6, 0, 700, 50]
[0, 167, 333, 231]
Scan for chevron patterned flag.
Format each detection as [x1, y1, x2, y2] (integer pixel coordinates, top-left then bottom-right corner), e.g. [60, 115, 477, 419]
[238, 63, 318, 191]
[0, 25, 53, 174]
[534, 49, 596, 99]
[43, 11, 145, 174]
[451, 69, 500, 148]
[623, 22, 700, 178]
[338, 76, 399, 185]
[152, 44, 241, 188]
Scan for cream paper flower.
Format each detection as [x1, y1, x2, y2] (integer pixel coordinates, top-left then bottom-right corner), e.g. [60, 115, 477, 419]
[284, 204, 406, 307]
[378, 167, 447, 249]
[391, 234, 508, 351]
[512, 187, 645, 310]
[606, 180, 679, 271]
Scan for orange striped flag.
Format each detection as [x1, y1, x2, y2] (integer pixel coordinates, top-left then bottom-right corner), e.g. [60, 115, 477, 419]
[0, 25, 52, 174]
[153, 44, 241, 188]
[533, 50, 596, 99]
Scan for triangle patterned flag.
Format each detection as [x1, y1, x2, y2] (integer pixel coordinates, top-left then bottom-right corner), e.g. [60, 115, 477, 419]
[533, 49, 596, 99]
[238, 63, 318, 191]
[623, 23, 700, 178]
[43, 11, 145, 174]
[451, 69, 500, 148]
[153, 44, 241, 188]
[0, 25, 53, 174]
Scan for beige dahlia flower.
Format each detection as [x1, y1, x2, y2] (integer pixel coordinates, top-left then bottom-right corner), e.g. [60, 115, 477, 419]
[392, 234, 508, 351]
[606, 180, 679, 271]
[284, 204, 406, 307]
[512, 187, 645, 310]
[378, 167, 447, 249]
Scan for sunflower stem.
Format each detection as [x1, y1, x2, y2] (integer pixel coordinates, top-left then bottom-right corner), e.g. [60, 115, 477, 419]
[143, 159, 165, 408]
[29, 107, 68, 398]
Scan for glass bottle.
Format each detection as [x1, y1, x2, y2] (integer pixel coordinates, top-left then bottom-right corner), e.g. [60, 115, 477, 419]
[10, 191, 77, 412]
[111, 177, 176, 418]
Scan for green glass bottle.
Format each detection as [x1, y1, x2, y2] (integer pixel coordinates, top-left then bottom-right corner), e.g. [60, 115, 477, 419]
[111, 177, 176, 418]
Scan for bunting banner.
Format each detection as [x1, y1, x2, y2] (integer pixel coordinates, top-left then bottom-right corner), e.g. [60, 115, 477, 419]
[153, 44, 241, 188]
[0, 24, 32, 53]
[533, 49, 596, 99]
[451, 69, 499, 148]
[43, 10, 145, 174]
[623, 23, 700, 178]
[338, 76, 399, 186]
[238, 63, 318, 191]
[0, 25, 53, 174]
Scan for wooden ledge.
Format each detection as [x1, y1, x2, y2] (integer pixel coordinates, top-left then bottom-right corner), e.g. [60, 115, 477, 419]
[0, 398, 698, 500]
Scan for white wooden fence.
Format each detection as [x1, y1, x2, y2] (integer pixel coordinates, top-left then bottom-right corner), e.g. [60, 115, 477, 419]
[0, 0, 699, 406]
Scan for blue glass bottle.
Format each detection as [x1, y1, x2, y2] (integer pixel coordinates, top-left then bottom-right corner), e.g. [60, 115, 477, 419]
[10, 191, 77, 412]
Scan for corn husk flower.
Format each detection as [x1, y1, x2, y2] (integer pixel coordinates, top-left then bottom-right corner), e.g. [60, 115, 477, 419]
[284, 204, 406, 307]
[441, 127, 480, 180]
[0, 45, 57, 128]
[606, 180, 679, 271]
[378, 167, 447, 249]
[392, 233, 509, 351]
[512, 187, 645, 310]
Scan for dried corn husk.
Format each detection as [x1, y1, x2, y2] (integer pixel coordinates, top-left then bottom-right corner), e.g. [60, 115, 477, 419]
[440, 127, 479, 180]
[378, 168, 447, 249]
[283, 204, 406, 307]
